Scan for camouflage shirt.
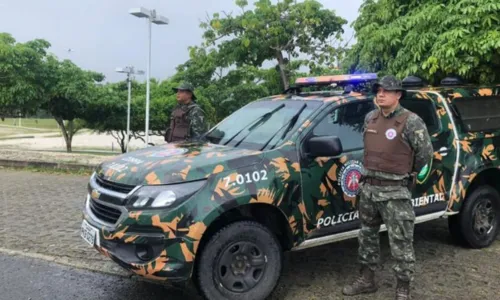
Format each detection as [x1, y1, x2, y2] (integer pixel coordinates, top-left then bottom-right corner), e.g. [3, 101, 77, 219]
[361, 104, 434, 200]
[170, 102, 208, 140]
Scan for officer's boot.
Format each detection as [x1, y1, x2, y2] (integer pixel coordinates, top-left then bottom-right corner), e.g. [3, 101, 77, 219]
[395, 279, 411, 300]
[342, 266, 377, 296]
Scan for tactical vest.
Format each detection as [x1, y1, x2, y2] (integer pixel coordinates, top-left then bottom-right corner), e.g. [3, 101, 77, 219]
[363, 110, 413, 175]
[166, 106, 191, 143]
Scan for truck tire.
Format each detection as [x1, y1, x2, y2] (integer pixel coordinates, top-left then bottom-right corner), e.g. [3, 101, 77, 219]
[448, 185, 500, 248]
[195, 220, 283, 300]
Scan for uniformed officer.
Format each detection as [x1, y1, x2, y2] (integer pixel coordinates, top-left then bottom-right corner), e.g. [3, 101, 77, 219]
[165, 82, 208, 143]
[342, 75, 433, 299]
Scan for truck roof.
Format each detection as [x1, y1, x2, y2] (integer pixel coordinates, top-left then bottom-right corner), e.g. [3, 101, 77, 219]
[408, 85, 500, 99]
[259, 75, 500, 105]
[263, 91, 371, 104]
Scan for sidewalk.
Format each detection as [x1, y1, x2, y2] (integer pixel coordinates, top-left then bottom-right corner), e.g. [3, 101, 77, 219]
[0, 148, 109, 171]
[0, 130, 169, 172]
[0, 169, 131, 278]
[2, 170, 500, 300]
[0, 127, 176, 173]
[0, 130, 165, 152]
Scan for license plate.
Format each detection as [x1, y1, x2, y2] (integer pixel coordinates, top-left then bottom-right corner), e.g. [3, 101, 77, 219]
[81, 220, 100, 247]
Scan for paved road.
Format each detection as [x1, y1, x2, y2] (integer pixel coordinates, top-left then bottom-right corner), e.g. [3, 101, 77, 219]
[0, 130, 165, 151]
[0, 253, 200, 300]
[1, 169, 500, 299]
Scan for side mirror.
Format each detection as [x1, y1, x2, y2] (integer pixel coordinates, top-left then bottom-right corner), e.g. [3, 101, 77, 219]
[306, 136, 343, 157]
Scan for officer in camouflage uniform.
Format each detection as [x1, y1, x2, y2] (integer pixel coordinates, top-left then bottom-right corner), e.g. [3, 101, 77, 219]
[342, 75, 433, 299]
[165, 82, 208, 143]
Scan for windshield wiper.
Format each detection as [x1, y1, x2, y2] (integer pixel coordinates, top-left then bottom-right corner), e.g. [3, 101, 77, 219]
[223, 103, 285, 146]
[261, 103, 307, 150]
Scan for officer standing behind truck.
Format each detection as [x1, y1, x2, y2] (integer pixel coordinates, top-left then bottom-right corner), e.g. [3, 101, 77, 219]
[342, 75, 433, 300]
[165, 82, 208, 143]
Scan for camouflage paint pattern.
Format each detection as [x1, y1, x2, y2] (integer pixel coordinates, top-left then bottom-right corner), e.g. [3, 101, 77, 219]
[82, 84, 500, 282]
[167, 102, 208, 141]
[87, 136, 310, 280]
[357, 192, 416, 282]
[354, 96, 432, 284]
[442, 86, 500, 213]
[169, 82, 207, 140]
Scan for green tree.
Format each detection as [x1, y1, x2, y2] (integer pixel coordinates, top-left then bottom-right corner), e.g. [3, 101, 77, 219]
[205, 66, 279, 121]
[83, 83, 131, 153]
[171, 46, 220, 89]
[345, 0, 500, 84]
[41, 57, 104, 152]
[200, 0, 347, 90]
[84, 77, 217, 152]
[0, 33, 50, 118]
[168, 45, 273, 122]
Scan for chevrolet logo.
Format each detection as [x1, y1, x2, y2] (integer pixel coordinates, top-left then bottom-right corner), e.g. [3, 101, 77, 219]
[91, 189, 101, 200]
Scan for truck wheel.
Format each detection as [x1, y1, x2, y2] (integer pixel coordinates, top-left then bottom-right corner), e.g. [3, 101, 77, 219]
[195, 221, 283, 300]
[449, 185, 500, 248]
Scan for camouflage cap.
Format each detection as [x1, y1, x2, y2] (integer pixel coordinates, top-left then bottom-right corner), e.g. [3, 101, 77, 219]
[371, 75, 406, 98]
[173, 82, 196, 100]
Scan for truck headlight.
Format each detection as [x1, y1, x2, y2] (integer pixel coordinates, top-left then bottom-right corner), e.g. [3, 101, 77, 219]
[127, 180, 206, 209]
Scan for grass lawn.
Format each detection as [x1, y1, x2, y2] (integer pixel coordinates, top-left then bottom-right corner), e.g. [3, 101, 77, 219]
[0, 118, 59, 129]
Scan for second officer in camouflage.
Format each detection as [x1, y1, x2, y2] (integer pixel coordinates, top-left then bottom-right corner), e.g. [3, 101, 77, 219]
[342, 75, 434, 299]
[165, 82, 208, 143]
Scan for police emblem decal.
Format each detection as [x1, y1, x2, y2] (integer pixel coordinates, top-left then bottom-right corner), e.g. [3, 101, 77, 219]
[385, 128, 397, 140]
[339, 160, 363, 198]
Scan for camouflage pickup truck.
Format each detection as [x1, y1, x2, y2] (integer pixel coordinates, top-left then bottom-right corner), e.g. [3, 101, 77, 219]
[80, 73, 500, 300]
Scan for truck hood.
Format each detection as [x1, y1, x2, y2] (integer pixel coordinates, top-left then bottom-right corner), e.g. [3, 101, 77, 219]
[95, 141, 263, 186]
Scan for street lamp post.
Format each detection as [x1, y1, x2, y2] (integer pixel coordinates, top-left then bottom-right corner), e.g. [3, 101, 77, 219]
[116, 66, 145, 152]
[129, 7, 169, 147]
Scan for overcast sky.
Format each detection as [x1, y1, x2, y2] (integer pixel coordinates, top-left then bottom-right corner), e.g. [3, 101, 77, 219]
[0, 0, 363, 83]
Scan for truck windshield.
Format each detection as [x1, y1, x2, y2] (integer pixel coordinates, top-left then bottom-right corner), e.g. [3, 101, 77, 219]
[203, 100, 322, 150]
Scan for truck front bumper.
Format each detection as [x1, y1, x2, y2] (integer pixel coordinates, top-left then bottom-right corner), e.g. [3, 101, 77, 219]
[80, 196, 194, 282]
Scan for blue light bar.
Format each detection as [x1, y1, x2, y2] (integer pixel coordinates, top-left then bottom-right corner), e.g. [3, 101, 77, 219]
[295, 73, 378, 86]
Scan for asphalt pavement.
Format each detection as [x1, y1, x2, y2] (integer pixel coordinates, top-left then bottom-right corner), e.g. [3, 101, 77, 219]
[0, 253, 202, 300]
[2, 169, 500, 300]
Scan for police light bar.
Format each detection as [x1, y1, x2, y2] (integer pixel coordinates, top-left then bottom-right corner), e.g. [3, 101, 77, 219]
[295, 73, 378, 86]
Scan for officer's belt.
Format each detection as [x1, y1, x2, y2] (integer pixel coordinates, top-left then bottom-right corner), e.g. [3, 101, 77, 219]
[362, 176, 408, 186]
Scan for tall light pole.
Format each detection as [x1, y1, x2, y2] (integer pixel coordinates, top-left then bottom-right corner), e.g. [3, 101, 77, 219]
[129, 7, 169, 147]
[116, 66, 145, 153]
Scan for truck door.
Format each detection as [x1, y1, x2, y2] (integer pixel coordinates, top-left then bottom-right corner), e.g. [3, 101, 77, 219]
[400, 92, 457, 217]
[299, 100, 375, 239]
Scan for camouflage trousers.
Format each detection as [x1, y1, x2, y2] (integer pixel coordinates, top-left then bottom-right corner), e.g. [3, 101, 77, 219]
[357, 183, 416, 282]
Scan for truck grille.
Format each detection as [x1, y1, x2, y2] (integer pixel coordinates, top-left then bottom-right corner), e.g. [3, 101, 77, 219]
[95, 175, 135, 194]
[89, 198, 122, 224]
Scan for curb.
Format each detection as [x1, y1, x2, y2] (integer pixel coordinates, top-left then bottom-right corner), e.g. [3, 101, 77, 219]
[0, 159, 97, 172]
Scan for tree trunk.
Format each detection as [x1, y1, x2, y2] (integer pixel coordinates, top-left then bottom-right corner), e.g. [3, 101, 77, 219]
[276, 50, 290, 91]
[120, 130, 126, 153]
[110, 130, 128, 153]
[67, 120, 74, 152]
[55, 117, 72, 152]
